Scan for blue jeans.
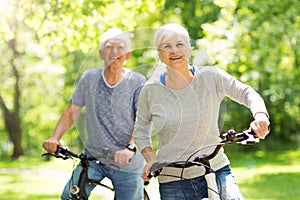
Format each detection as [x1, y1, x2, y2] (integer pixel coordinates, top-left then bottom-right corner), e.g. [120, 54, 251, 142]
[61, 160, 144, 200]
[159, 165, 244, 200]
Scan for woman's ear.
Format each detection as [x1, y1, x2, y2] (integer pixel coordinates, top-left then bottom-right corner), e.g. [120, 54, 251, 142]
[158, 52, 162, 61]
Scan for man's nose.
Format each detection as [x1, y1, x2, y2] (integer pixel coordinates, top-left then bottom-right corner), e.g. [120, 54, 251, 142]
[112, 46, 119, 53]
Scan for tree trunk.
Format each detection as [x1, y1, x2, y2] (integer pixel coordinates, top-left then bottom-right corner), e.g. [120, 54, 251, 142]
[0, 34, 24, 159]
[0, 96, 24, 159]
[6, 112, 24, 159]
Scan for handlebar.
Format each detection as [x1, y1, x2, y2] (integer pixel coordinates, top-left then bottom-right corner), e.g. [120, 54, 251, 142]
[42, 146, 123, 172]
[220, 129, 259, 145]
[42, 146, 82, 160]
[147, 129, 259, 179]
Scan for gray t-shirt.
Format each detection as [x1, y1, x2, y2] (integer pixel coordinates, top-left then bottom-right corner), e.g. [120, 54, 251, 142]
[134, 66, 268, 182]
[71, 67, 146, 172]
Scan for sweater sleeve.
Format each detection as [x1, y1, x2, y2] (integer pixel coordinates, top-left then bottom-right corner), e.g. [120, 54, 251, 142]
[133, 85, 153, 151]
[215, 67, 269, 118]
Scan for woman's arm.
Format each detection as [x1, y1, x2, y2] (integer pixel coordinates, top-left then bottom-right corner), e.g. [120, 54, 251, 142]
[216, 67, 270, 138]
[141, 147, 159, 181]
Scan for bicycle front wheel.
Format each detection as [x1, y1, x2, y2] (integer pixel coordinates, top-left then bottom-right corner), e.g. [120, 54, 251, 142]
[144, 189, 150, 200]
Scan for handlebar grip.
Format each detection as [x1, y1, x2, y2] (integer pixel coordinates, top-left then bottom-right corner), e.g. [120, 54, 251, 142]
[220, 129, 259, 145]
[147, 162, 171, 179]
[144, 181, 150, 186]
[147, 162, 162, 179]
[239, 129, 260, 145]
[54, 146, 70, 159]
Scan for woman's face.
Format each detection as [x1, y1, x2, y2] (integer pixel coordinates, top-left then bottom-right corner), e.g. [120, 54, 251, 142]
[158, 34, 191, 69]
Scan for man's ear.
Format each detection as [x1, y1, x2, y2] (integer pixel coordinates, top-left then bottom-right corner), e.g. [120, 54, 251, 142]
[125, 52, 131, 60]
[99, 49, 104, 60]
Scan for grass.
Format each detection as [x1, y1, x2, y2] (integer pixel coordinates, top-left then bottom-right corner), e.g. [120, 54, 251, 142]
[225, 144, 300, 200]
[0, 156, 105, 200]
[0, 145, 299, 200]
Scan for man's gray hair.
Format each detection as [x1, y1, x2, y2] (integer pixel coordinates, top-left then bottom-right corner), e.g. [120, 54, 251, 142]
[99, 28, 131, 52]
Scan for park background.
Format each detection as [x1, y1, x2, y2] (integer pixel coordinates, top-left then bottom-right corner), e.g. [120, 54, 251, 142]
[0, 0, 299, 199]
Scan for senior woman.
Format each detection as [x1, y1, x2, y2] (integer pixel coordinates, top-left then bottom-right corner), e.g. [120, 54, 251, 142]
[133, 23, 270, 200]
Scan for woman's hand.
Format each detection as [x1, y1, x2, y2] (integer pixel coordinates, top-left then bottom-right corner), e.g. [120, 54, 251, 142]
[142, 162, 156, 182]
[251, 112, 270, 139]
[141, 147, 159, 181]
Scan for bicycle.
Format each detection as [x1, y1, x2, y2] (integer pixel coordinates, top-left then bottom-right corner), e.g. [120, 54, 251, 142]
[42, 146, 150, 200]
[147, 128, 260, 200]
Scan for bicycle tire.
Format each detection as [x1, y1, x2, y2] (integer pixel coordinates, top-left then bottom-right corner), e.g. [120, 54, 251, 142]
[144, 189, 150, 200]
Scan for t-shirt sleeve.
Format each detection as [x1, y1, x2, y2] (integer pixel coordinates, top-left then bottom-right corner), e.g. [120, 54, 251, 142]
[69, 72, 88, 107]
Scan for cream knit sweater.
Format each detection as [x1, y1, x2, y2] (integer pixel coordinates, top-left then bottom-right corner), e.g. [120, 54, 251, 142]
[134, 66, 268, 183]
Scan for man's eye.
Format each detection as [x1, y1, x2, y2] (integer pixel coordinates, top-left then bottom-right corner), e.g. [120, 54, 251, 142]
[118, 46, 125, 50]
[177, 43, 184, 47]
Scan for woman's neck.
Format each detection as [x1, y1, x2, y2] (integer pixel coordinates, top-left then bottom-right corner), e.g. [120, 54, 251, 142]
[103, 66, 125, 86]
[165, 65, 194, 90]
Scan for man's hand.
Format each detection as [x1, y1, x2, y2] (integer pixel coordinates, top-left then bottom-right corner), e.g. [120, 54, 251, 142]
[114, 149, 134, 165]
[42, 138, 60, 153]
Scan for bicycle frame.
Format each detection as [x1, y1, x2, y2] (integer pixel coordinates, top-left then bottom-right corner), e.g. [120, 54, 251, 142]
[148, 129, 259, 200]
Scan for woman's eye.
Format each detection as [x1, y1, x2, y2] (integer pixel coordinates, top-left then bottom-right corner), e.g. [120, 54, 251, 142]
[162, 44, 171, 49]
[177, 43, 184, 47]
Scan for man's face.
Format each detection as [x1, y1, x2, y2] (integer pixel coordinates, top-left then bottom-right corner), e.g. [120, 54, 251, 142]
[100, 38, 130, 68]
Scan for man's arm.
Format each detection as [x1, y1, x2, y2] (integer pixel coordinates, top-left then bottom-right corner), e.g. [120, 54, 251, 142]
[42, 103, 81, 153]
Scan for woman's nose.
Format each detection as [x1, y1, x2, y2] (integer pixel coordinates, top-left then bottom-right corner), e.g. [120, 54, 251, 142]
[169, 46, 179, 53]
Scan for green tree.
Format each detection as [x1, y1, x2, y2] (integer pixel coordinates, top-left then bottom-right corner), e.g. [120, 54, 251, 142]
[195, 0, 300, 141]
[0, 0, 28, 158]
[0, 0, 167, 158]
[1, 0, 299, 159]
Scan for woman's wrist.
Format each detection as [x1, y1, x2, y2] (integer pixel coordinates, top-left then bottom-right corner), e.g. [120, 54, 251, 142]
[254, 112, 269, 119]
[142, 147, 158, 163]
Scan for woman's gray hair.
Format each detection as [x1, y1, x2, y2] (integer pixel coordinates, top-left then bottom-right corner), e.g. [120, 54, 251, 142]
[153, 23, 191, 50]
[99, 28, 131, 52]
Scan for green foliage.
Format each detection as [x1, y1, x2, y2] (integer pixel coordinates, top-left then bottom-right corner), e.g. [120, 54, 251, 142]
[165, 0, 221, 39]
[196, 0, 300, 141]
[0, 0, 299, 157]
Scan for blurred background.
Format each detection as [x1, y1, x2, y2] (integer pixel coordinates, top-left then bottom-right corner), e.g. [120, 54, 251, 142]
[0, 0, 299, 199]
